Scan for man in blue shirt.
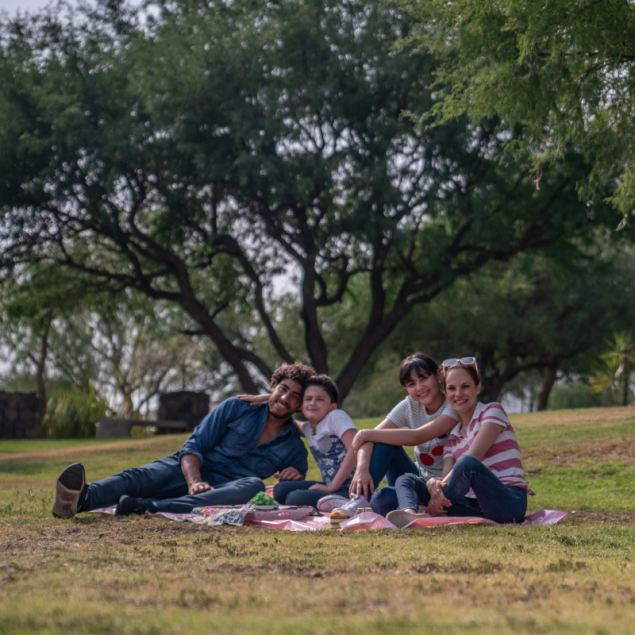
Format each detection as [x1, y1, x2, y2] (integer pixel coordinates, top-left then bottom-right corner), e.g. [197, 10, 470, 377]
[52, 364, 315, 518]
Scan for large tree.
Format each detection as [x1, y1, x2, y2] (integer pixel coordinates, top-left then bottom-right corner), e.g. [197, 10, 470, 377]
[0, 0, 618, 401]
[402, 0, 635, 219]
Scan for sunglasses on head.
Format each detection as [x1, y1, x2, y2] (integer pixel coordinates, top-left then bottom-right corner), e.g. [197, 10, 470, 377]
[442, 357, 477, 367]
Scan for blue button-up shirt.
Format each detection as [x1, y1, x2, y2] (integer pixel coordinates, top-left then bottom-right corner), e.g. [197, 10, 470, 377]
[179, 397, 308, 486]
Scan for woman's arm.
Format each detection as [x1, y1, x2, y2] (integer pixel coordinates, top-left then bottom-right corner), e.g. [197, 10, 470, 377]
[351, 417, 398, 453]
[349, 418, 398, 499]
[464, 421, 504, 460]
[354, 415, 457, 448]
[309, 429, 357, 493]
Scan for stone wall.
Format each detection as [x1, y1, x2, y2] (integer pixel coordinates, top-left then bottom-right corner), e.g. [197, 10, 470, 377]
[0, 391, 39, 439]
[158, 391, 210, 432]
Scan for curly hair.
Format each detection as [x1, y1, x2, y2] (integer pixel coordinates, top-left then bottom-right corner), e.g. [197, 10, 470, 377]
[270, 363, 316, 392]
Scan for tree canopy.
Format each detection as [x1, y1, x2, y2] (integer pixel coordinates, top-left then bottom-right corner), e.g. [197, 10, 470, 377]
[0, 0, 622, 402]
[402, 0, 635, 219]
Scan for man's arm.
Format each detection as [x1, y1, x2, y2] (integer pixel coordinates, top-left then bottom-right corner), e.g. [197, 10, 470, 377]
[179, 398, 243, 492]
[181, 454, 213, 495]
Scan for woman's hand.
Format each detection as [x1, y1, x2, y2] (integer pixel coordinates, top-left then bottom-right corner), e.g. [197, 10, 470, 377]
[237, 393, 271, 406]
[348, 468, 374, 501]
[351, 430, 370, 453]
[426, 478, 450, 516]
[308, 483, 332, 492]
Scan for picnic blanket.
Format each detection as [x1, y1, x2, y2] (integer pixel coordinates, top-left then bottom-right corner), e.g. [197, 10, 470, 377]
[90, 505, 567, 530]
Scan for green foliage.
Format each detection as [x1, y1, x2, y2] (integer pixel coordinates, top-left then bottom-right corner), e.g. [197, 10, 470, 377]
[0, 0, 618, 402]
[348, 239, 635, 410]
[402, 0, 635, 218]
[41, 384, 112, 439]
[549, 381, 605, 411]
[590, 332, 635, 405]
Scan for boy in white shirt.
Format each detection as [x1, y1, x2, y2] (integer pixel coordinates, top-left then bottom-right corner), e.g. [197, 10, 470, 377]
[240, 375, 358, 508]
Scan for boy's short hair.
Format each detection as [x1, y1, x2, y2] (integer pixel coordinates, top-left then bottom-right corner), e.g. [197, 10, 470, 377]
[398, 352, 440, 387]
[304, 374, 339, 404]
[270, 363, 316, 393]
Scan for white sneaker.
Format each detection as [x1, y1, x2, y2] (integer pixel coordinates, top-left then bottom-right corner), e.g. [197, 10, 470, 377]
[317, 494, 349, 514]
[333, 495, 372, 518]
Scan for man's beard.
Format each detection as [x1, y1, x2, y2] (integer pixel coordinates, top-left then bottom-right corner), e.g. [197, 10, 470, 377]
[268, 402, 292, 420]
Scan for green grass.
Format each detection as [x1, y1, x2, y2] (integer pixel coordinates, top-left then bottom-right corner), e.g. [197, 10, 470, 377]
[1, 407, 635, 634]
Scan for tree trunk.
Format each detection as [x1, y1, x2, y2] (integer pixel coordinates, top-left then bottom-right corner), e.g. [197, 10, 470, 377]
[622, 358, 630, 406]
[537, 362, 559, 411]
[31, 320, 51, 410]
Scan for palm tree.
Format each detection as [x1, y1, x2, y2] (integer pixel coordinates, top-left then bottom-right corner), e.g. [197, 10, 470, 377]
[590, 333, 635, 406]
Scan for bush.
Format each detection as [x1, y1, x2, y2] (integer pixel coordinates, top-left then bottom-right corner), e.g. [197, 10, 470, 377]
[41, 384, 112, 438]
[549, 381, 606, 410]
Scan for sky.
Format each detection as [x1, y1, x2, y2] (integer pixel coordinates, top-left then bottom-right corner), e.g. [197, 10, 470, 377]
[1, 0, 53, 15]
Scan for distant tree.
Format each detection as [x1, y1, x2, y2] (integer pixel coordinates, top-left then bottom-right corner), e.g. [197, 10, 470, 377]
[0, 0, 620, 402]
[379, 239, 635, 408]
[0, 267, 81, 407]
[1, 274, 214, 415]
[591, 333, 635, 406]
[402, 0, 635, 219]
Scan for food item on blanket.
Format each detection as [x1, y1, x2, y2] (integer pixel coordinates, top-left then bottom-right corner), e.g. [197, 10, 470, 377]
[353, 507, 373, 517]
[250, 492, 278, 506]
[329, 510, 348, 528]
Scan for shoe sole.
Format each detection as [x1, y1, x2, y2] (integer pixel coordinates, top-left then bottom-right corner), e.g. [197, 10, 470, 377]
[386, 510, 428, 529]
[52, 463, 85, 519]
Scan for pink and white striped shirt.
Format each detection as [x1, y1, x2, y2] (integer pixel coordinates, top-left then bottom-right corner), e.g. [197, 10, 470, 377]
[443, 402, 527, 497]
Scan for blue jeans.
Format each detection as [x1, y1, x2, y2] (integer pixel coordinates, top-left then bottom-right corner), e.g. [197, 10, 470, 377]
[273, 480, 350, 508]
[153, 478, 265, 513]
[395, 455, 527, 524]
[82, 453, 264, 513]
[365, 443, 420, 516]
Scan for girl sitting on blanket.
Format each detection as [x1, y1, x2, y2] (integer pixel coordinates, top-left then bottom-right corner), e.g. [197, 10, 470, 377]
[386, 358, 528, 529]
[240, 375, 358, 508]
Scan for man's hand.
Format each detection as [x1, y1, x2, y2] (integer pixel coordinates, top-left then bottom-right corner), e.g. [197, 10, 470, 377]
[351, 430, 370, 453]
[188, 481, 214, 496]
[348, 468, 374, 501]
[275, 467, 303, 481]
[308, 483, 332, 492]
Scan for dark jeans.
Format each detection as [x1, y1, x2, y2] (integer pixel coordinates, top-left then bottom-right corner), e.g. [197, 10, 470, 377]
[153, 478, 265, 513]
[273, 480, 350, 508]
[395, 455, 527, 524]
[365, 443, 420, 516]
[81, 452, 265, 513]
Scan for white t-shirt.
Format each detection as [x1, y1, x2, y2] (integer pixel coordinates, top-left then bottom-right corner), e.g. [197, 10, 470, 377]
[300, 410, 357, 487]
[387, 397, 460, 479]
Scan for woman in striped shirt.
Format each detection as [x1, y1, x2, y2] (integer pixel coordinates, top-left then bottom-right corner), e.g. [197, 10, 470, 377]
[388, 359, 527, 528]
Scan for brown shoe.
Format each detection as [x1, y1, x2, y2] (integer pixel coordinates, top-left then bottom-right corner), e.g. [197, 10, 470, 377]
[52, 463, 86, 519]
[386, 509, 430, 529]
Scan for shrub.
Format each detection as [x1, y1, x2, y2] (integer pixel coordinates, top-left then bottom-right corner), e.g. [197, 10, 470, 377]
[41, 384, 112, 438]
[549, 381, 606, 410]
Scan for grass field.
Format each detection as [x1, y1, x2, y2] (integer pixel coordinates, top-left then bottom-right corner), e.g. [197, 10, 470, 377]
[1, 407, 635, 634]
